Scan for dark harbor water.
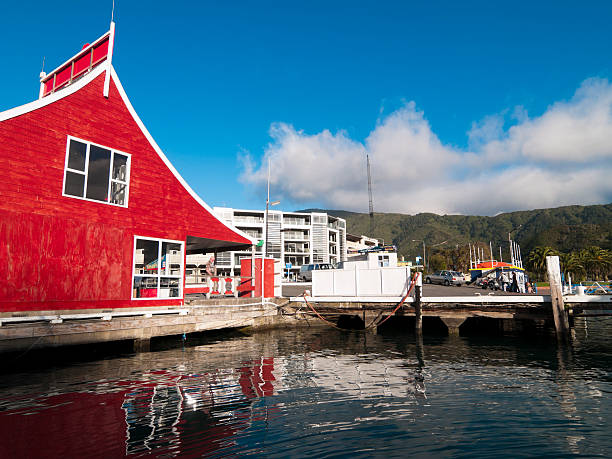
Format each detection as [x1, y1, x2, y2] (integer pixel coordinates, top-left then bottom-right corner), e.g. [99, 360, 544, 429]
[1, 319, 611, 458]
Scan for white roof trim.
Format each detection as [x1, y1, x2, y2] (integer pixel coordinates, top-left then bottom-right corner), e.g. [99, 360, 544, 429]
[0, 64, 107, 122]
[109, 67, 255, 245]
[0, 64, 254, 246]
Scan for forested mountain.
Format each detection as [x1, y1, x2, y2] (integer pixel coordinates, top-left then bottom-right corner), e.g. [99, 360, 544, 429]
[301, 203, 612, 264]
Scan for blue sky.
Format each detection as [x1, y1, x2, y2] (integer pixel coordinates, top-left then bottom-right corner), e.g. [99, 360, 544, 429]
[2, 1, 611, 215]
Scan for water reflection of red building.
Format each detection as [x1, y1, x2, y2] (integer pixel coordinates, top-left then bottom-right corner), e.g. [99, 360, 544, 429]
[0, 391, 128, 458]
[239, 358, 276, 398]
[0, 358, 278, 458]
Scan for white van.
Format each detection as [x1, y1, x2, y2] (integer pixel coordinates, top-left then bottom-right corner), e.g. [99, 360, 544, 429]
[299, 263, 333, 281]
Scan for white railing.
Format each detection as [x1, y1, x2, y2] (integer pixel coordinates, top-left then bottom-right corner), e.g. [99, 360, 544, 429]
[283, 232, 309, 240]
[0, 308, 188, 326]
[283, 218, 308, 225]
[234, 216, 264, 224]
[185, 275, 254, 298]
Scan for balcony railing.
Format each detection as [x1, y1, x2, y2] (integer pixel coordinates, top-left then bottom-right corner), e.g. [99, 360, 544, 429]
[234, 216, 264, 224]
[283, 217, 309, 226]
[283, 233, 309, 241]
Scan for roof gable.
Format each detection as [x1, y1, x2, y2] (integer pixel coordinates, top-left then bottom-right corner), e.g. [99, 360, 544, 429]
[0, 64, 253, 249]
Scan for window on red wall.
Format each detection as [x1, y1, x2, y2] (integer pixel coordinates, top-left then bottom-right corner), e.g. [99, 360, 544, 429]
[63, 136, 131, 207]
[132, 237, 184, 299]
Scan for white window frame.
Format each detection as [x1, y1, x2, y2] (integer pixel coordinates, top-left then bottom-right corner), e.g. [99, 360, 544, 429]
[62, 135, 131, 207]
[131, 236, 184, 300]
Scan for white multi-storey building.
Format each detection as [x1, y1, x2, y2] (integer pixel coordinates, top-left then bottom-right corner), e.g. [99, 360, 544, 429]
[210, 207, 347, 278]
[346, 233, 380, 258]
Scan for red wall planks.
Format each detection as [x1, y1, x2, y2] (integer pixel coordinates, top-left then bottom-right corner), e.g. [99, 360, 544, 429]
[0, 72, 250, 312]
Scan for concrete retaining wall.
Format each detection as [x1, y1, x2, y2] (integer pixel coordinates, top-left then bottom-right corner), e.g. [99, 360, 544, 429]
[0, 298, 288, 354]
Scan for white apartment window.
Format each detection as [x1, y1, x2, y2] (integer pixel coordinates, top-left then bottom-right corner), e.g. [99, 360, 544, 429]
[132, 237, 184, 299]
[378, 255, 390, 267]
[63, 136, 130, 207]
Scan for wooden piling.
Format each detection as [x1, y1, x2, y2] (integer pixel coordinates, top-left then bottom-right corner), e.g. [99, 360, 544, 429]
[415, 276, 423, 334]
[546, 255, 570, 342]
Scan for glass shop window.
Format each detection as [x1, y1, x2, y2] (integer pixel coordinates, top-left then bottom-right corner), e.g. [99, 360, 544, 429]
[132, 237, 184, 299]
[63, 136, 130, 207]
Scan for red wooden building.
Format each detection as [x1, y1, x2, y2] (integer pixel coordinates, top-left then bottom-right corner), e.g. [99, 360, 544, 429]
[0, 23, 253, 313]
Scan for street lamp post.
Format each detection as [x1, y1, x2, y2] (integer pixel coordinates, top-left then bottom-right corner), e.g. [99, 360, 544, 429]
[263, 158, 280, 258]
[264, 199, 280, 258]
[412, 239, 448, 272]
[412, 239, 426, 272]
[261, 158, 280, 303]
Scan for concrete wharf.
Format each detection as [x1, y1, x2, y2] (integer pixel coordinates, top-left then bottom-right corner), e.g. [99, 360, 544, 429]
[1, 285, 610, 355]
[0, 298, 284, 354]
[288, 288, 612, 335]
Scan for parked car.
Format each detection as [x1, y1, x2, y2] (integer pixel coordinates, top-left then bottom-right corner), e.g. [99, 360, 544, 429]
[299, 263, 333, 281]
[425, 270, 465, 286]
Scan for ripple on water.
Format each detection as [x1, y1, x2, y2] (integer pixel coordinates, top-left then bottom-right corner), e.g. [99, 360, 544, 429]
[0, 323, 611, 457]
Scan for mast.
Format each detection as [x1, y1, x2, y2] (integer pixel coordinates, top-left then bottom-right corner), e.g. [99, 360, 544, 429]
[367, 154, 374, 235]
[103, 20, 116, 98]
[469, 242, 472, 269]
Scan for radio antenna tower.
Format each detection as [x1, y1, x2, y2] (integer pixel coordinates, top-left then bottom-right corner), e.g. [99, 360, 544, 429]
[367, 154, 374, 235]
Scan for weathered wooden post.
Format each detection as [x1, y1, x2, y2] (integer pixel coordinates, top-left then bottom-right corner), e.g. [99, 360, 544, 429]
[546, 255, 569, 342]
[414, 272, 426, 396]
[414, 320, 426, 397]
[415, 272, 423, 334]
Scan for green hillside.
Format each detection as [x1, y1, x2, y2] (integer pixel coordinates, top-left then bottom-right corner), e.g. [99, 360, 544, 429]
[301, 203, 612, 265]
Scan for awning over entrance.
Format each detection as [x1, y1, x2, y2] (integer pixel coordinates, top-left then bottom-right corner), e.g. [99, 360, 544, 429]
[186, 235, 252, 254]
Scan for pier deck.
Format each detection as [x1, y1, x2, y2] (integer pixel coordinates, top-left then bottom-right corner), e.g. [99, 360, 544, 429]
[0, 298, 283, 354]
[1, 286, 610, 354]
[287, 283, 611, 335]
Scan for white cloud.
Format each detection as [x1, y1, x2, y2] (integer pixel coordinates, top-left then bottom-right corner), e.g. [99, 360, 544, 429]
[468, 113, 506, 150]
[240, 78, 612, 215]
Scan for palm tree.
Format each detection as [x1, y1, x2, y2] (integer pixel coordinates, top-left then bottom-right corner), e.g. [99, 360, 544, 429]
[579, 247, 612, 280]
[560, 252, 585, 282]
[526, 246, 559, 281]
